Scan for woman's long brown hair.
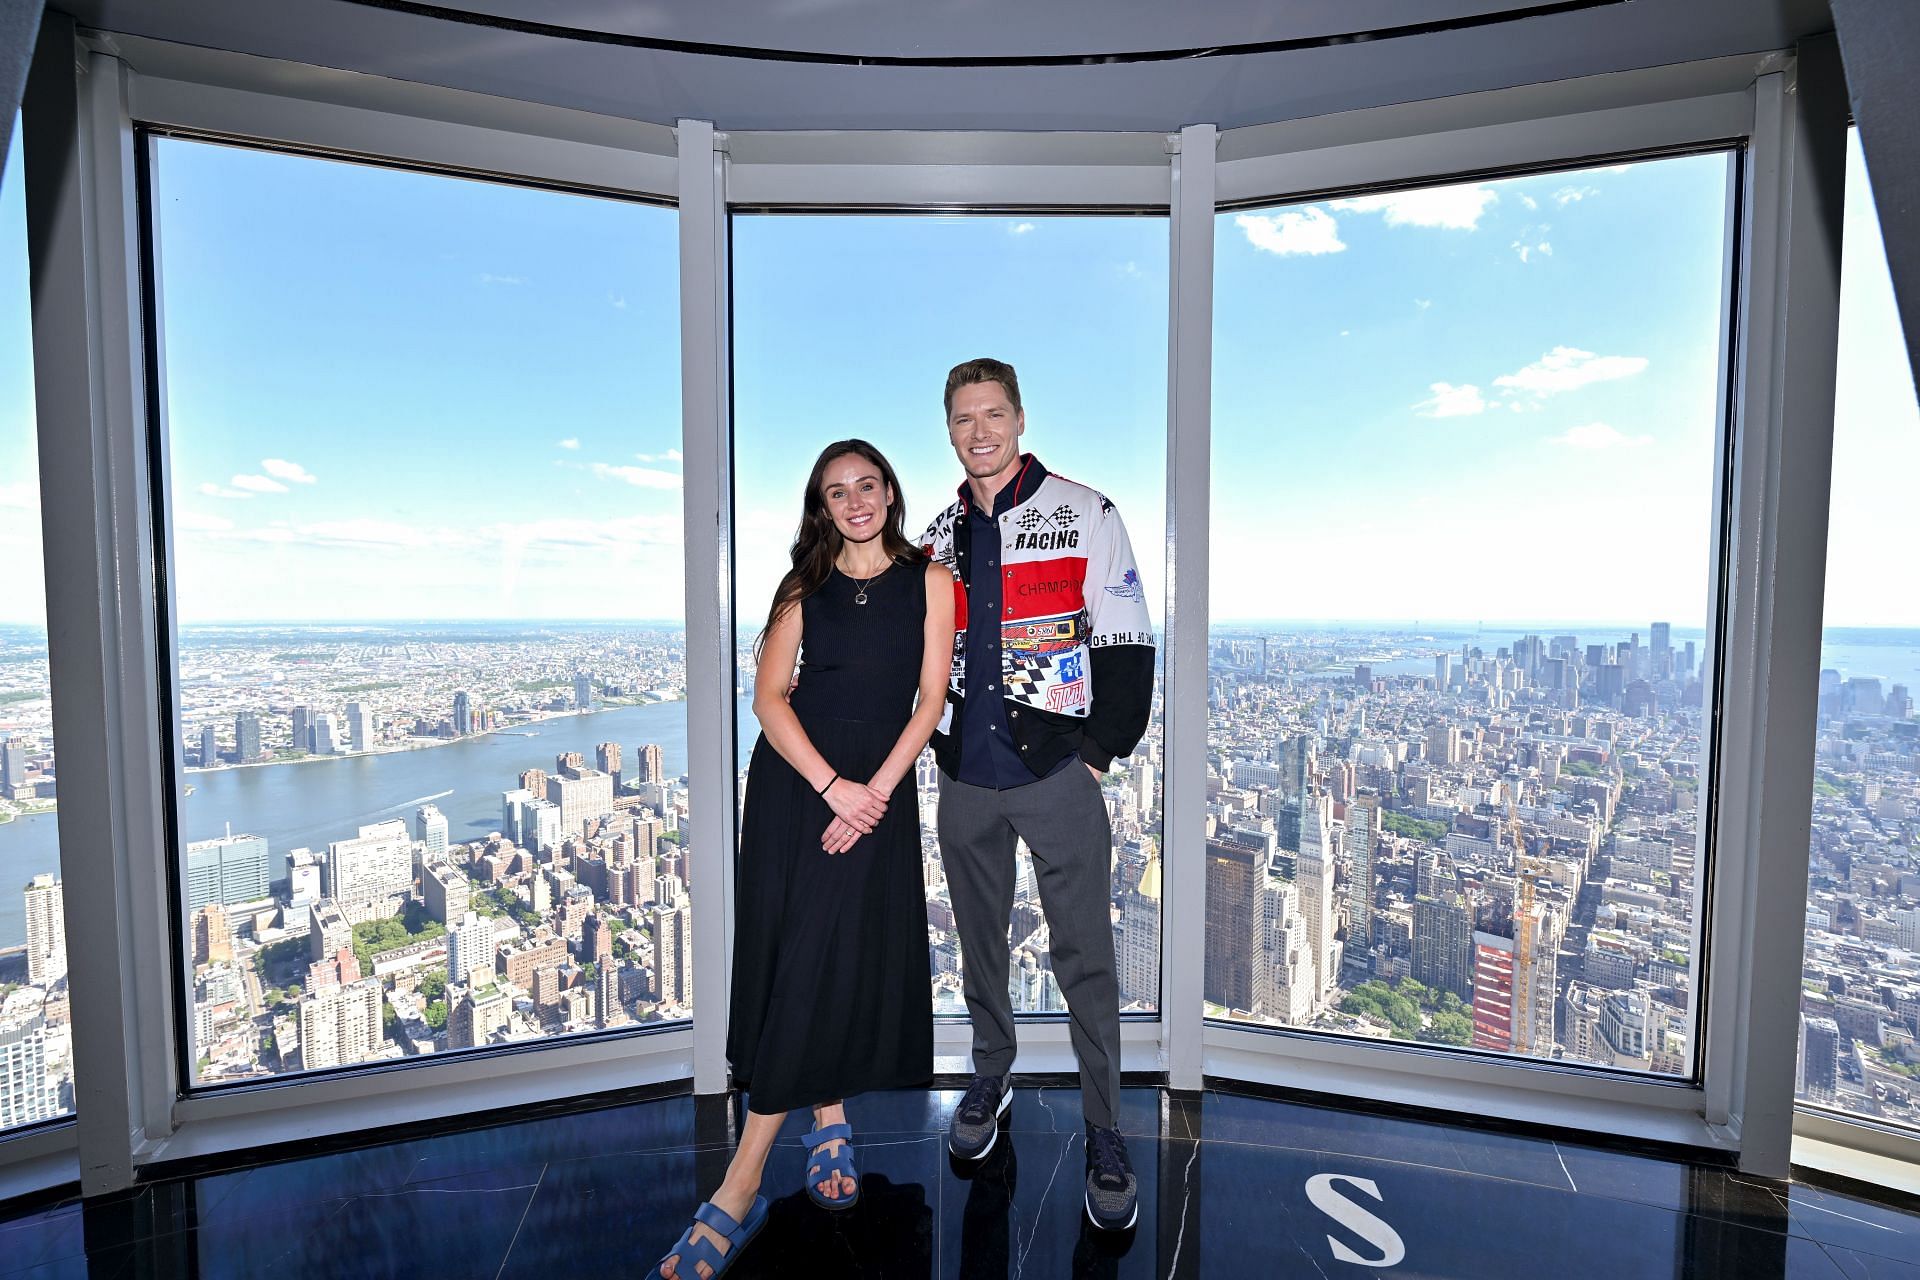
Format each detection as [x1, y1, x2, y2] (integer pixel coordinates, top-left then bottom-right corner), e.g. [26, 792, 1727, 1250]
[755, 439, 926, 660]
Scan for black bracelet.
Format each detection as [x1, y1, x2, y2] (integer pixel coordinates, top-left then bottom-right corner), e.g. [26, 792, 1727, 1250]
[816, 773, 839, 797]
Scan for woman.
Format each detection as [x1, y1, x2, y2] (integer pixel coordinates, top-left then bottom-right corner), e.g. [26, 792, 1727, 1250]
[658, 440, 953, 1279]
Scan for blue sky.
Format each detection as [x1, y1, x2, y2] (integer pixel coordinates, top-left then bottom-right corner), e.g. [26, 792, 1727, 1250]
[1, 129, 1914, 629]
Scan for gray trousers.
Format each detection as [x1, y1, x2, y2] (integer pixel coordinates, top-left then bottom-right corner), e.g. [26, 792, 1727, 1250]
[938, 762, 1123, 1129]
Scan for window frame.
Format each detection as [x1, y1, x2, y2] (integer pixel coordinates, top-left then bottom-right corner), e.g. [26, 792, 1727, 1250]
[9, 18, 1858, 1198]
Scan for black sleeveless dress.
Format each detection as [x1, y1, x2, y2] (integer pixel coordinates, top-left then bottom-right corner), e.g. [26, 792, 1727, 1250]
[727, 560, 934, 1115]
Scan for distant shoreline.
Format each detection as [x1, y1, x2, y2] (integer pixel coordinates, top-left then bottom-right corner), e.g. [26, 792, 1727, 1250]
[183, 693, 689, 777]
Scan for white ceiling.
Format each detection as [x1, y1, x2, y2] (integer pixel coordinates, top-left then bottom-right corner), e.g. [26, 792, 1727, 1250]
[63, 0, 1834, 132]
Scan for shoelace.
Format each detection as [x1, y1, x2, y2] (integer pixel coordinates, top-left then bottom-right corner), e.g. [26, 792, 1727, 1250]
[957, 1077, 1001, 1124]
[1087, 1126, 1132, 1190]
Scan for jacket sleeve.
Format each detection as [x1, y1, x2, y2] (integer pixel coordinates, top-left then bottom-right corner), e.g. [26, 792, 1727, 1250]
[1078, 494, 1156, 771]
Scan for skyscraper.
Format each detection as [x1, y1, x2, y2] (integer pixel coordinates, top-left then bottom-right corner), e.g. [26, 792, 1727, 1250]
[1345, 793, 1381, 959]
[1118, 854, 1161, 1007]
[652, 889, 693, 1008]
[597, 741, 623, 791]
[1412, 893, 1474, 1002]
[0, 1018, 63, 1128]
[574, 672, 593, 709]
[24, 875, 66, 986]
[448, 912, 494, 987]
[197, 724, 217, 767]
[1434, 654, 1454, 691]
[637, 742, 664, 787]
[423, 863, 470, 925]
[1261, 880, 1316, 1026]
[0, 737, 25, 792]
[234, 711, 263, 763]
[346, 701, 373, 753]
[415, 803, 449, 859]
[1296, 792, 1337, 1002]
[312, 712, 340, 755]
[1650, 621, 1672, 677]
[184, 832, 272, 910]
[1798, 1015, 1840, 1103]
[297, 979, 384, 1071]
[291, 705, 311, 754]
[1204, 834, 1264, 1012]
[323, 820, 415, 921]
[547, 769, 614, 841]
[453, 690, 474, 737]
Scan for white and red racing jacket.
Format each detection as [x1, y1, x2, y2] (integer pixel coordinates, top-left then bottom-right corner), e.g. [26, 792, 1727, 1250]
[920, 455, 1156, 777]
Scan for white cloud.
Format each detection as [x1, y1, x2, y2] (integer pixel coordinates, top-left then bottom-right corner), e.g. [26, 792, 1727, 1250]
[1520, 194, 1539, 211]
[1511, 224, 1553, 263]
[1235, 208, 1346, 256]
[0, 480, 38, 510]
[1414, 382, 1487, 418]
[198, 482, 254, 500]
[478, 273, 526, 286]
[1415, 298, 1433, 310]
[1494, 346, 1649, 396]
[260, 458, 317, 484]
[230, 474, 290, 494]
[1010, 222, 1036, 235]
[635, 449, 682, 464]
[1553, 422, 1651, 450]
[1553, 185, 1599, 207]
[608, 294, 628, 310]
[558, 438, 581, 450]
[1330, 183, 1498, 230]
[590, 462, 682, 490]
[486, 513, 683, 550]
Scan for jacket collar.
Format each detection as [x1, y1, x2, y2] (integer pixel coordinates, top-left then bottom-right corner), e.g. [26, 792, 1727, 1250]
[957, 453, 1049, 516]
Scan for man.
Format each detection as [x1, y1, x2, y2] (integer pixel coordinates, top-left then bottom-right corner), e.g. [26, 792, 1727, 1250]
[921, 357, 1155, 1231]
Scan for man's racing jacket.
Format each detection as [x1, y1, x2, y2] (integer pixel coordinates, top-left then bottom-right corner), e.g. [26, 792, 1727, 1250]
[920, 455, 1155, 779]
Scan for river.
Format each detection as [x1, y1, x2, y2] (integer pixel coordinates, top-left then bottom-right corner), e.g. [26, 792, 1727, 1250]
[0, 697, 757, 951]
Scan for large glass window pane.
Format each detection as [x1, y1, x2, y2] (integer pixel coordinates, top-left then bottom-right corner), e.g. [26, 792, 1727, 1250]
[1210, 153, 1733, 1076]
[732, 213, 1168, 1015]
[0, 120, 76, 1128]
[146, 138, 684, 1086]
[1796, 130, 1920, 1125]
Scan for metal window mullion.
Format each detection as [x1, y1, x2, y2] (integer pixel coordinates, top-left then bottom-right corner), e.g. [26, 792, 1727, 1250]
[677, 119, 736, 1096]
[1709, 46, 1848, 1179]
[24, 23, 175, 1196]
[1160, 124, 1215, 1091]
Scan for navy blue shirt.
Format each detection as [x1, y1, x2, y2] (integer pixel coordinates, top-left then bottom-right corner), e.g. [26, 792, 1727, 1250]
[956, 477, 1073, 790]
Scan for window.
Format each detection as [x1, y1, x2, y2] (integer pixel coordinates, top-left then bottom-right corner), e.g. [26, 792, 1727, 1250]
[731, 213, 1168, 1015]
[1796, 129, 1920, 1126]
[1209, 153, 1734, 1075]
[144, 137, 685, 1086]
[0, 120, 76, 1129]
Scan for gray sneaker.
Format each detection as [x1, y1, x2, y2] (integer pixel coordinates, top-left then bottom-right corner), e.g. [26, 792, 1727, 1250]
[948, 1074, 1012, 1160]
[1084, 1124, 1138, 1230]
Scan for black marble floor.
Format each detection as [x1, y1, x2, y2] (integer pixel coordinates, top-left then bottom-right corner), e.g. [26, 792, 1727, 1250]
[2, 1083, 1917, 1277]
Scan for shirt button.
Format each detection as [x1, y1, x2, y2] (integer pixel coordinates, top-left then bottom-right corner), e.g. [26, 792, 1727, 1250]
[988, 559, 995, 566]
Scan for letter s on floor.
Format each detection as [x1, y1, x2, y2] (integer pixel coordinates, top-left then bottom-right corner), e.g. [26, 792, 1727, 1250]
[1304, 1173, 1407, 1267]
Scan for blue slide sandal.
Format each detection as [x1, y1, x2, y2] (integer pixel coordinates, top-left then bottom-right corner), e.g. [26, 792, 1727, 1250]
[656, 1196, 769, 1278]
[803, 1122, 860, 1211]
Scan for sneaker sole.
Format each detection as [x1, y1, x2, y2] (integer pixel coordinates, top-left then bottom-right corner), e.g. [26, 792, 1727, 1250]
[946, 1086, 1014, 1161]
[1084, 1187, 1139, 1231]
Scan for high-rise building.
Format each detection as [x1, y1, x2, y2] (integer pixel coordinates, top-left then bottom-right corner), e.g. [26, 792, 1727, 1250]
[197, 724, 218, 767]
[596, 741, 623, 791]
[423, 863, 470, 925]
[449, 986, 512, 1049]
[1118, 854, 1161, 1007]
[1599, 989, 1652, 1066]
[234, 711, 263, 763]
[453, 690, 474, 737]
[1471, 927, 1517, 1052]
[447, 912, 495, 987]
[1277, 733, 1315, 800]
[292, 705, 311, 754]
[346, 702, 373, 753]
[24, 874, 66, 986]
[193, 903, 234, 966]
[1412, 894, 1474, 1002]
[1798, 1015, 1840, 1103]
[1434, 654, 1455, 691]
[1296, 792, 1337, 1001]
[548, 769, 614, 840]
[184, 832, 272, 910]
[0, 1018, 64, 1128]
[0, 737, 27, 791]
[1204, 834, 1264, 1012]
[1427, 723, 1461, 766]
[651, 891, 693, 1008]
[312, 712, 340, 755]
[585, 913, 614, 967]
[1346, 794, 1381, 957]
[637, 742, 664, 786]
[575, 672, 594, 709]
[297, 979, 384, 1071]
[323, 819, 415, 921]
[1261, 880, 1316, 1026]
[522, 798, 561, 854]
[1132, 760, 1155, 816]
[1650, 621, 1672, 676]
[415, 804, 449, 859]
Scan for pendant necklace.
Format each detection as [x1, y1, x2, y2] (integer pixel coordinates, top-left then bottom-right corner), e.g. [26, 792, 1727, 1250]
[848, 561, 889, 605]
